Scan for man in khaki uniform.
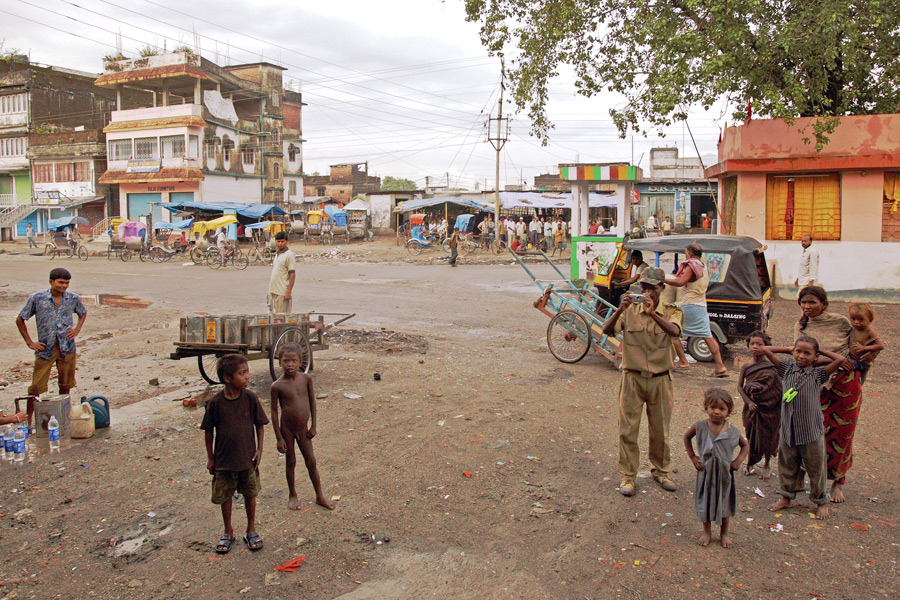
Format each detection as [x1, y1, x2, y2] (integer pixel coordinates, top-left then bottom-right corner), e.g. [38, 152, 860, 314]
[602, 267, 684, 496]
[268, 232, 296, 313]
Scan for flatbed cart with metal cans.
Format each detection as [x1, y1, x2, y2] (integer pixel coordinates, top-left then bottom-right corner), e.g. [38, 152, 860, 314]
[510, 249, 622, 365]
[170, 312, 355, 384]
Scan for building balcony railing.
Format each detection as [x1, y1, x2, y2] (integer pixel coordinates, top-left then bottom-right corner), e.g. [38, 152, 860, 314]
[0, 193, 28, 207]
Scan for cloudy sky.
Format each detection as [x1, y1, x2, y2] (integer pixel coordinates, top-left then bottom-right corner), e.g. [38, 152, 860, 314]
[2, 0, 724, 188]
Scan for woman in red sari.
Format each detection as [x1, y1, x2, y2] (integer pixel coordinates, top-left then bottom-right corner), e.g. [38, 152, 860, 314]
[794, 286, 859, 503]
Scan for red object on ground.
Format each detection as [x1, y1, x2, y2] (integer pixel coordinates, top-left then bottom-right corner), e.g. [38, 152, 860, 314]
[274, 556, 306, 572]
[463, 471, 472, 478]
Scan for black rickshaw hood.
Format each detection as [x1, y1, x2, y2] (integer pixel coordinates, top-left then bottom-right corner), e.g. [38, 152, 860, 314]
[624, 235, 765, 302]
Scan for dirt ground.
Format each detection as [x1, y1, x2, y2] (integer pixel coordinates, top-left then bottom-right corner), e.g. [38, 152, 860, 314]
[0, 238, 898, 600]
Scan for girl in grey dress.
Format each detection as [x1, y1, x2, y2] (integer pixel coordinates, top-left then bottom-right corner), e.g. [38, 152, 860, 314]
[684, 388, 749, 547]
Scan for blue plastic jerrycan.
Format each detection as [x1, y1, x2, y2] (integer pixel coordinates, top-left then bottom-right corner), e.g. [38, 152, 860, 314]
[82, 395, 110, 429]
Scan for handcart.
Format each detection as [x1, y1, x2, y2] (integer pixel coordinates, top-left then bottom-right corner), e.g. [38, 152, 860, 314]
[511, 249, 621, 364]
[170, 312, 355, 384]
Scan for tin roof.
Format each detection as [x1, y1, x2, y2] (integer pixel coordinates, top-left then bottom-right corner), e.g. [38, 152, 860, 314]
[99, 168, 204, 184]
[95, 65, 208, 87]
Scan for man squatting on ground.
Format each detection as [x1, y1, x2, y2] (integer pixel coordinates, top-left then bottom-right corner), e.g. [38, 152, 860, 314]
[602, 267, 684, 497]
[269, 232, 296, 313]
[15, 268, 87, 426]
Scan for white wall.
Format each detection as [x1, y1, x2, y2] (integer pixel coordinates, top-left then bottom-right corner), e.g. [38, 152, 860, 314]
[368, 194, 393, 229]
[764, 240, 900, 293]
[201, 175, 261, 204]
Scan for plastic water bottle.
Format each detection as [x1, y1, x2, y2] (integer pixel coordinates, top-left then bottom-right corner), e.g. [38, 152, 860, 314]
[48, 415, 60, 453]
[18, 420, 28, 441]
[3, 425, 13, 463]
[0, 427, 5, 462]
[13, 426, 25, 465]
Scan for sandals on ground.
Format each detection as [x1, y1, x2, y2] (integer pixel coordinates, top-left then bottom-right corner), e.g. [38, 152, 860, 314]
[216, 534, 236, 554]
[243, 531, 264, 551]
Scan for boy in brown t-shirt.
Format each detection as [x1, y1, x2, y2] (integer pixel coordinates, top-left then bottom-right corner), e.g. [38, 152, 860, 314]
[201, 354, 269, 553]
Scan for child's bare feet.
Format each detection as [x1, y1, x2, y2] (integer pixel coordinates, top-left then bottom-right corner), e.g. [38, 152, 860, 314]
[698, 532, 711, 546]
[830, 482, 845, 503]
[720, 535, 733, 548]
[288, 496, 302, 510]
[768, 497, 793, 512]
[816, 504, 830, 520]
[743, 465, 756, 476]
[758, 466, 771, 480]
[316, 495, 336, 510]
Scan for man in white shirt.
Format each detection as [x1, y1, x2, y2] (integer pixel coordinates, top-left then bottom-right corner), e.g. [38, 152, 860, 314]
[794, 235, 819, 289]
[516, 218, 526, 243]
[647, 214, 657, 230]
[269, 232, 296, 314]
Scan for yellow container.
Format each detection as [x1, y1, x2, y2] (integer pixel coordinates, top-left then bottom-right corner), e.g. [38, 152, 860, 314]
[69, 402, 96, 439]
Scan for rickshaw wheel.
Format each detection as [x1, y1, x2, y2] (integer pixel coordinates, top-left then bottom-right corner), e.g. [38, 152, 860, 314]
[198, 354, 222, 385]
[232, 251, 249, 270]
[441, 238, 451, 253]
[269, 327, 312, 380]
[149, 247, 164, 263]
[205, 251, 223, 269]
[686, 337, 714, 362]
[139, 247, 150, 262]
[190, 246, 205, 264]
[120, 249, 132, 262]
[48, 246, 57, 260]
[407, 240, 424, 256]
[77, 246, 89, 261]
[547, 310, 592, 363]
[44, 243, 55, 257]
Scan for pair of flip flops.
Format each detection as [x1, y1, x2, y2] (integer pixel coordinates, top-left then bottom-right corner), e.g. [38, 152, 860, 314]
[215, 532, 264, 554]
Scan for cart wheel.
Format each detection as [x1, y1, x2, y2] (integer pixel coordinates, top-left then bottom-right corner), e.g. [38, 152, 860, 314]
[48, 246, 57, 260]
[120, 248, 132, 262]
[441, 238, 451, 253]
[77, 246, 89, 261]
[406, 240, 424, 256]
[547, 310, 592, 363]
[460, 239, 474, 256]
[44, 243, 55, 257]
[190, 246, 205, 264]
[269, 326, 312, 380]
[139, 247, 150, 262]
[149, 247, 163, 263]
[232, 251, 249, 270]
[198, 354, 222, 385]
[686, 336, 714, 362]
[262, 248, 274, 266]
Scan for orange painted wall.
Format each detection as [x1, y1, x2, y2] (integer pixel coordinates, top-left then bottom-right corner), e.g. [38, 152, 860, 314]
[736, 173, 767, 239]
[841, 170, 884, 242]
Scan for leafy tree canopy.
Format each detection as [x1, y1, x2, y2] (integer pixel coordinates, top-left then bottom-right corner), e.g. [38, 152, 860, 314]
[465, 0, 900, 148]
[382, 175, 418, 191]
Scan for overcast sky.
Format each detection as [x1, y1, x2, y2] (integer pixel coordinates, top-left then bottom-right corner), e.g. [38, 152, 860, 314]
[2, 0, 724, 188]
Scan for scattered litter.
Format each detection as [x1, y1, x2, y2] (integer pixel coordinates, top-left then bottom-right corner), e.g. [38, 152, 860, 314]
[775, 513, 783, 517]
[453, 414, 464, 419]
[850, 523, 870, 532]
[437, 421, 445, 426]
[425, 392, 442, 397]
[343, 393, 363, 400]
[332, 495, 341, 502]
[526, 456, 536, 460]
[769, 523, 784, 533]
[496, 462, 505, 466]
[665, 513, 673, 517]
[493, 440, 510, 448]
[264, 572, 280, 587]
[754, 487, 765, 498]
[147, 512, 156, 518]
[746, 518, 754, 522]
[239, 586, 252, 594]
[463, 471, 472, 478]
[274, 556, 306, 573]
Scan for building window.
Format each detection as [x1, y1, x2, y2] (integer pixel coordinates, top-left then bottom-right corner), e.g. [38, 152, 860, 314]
[55, 163, 74, 182]
[0, 137, 26, 157]
[288, 180, 296, 196]
[273, 163, 280, 179]
[242, 146, 256, 166]
[134, 137, 158, 159]
[188, 135, 199, 159]
[109, 139, 132, 161]
[288, 143, 298, 162]
[205, 136, 219, 160]
[33, 163, 54, 183]
[0, 93, 26, 114]
[161, 135, 185, 159]
[765, 174, 841, 241]
[883, 173, 900, 242]
[74, 162, 91, 182]
[222, 136, 234, 163]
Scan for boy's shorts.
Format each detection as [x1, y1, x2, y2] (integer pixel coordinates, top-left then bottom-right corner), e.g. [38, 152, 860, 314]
[211, 468, 261, 504]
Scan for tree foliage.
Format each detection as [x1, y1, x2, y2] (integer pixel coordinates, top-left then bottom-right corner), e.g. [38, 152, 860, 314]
[381, 175, 418, 191]
[465, 0, 900, 148]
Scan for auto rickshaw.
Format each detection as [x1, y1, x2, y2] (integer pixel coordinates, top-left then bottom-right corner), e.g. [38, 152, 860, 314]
[594, 235, 774, 362]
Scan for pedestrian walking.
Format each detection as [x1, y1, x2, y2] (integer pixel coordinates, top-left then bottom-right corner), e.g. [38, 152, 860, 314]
[269, 232, 296, 313]
[794, 234, 819, 290]
[26, 223, 37, 248]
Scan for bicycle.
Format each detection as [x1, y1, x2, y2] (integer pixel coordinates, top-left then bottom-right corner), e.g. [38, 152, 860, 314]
[149, 243, 178, 263]
[190, 244, 218, 265]
[205, 244, 249, 270]
[247, 242, 275, 266]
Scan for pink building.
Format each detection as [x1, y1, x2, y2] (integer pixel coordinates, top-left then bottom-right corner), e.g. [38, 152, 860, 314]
[706, 114, 900, 295]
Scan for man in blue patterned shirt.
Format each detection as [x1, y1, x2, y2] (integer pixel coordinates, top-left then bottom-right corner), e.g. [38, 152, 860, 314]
[16, 268, 88, 414]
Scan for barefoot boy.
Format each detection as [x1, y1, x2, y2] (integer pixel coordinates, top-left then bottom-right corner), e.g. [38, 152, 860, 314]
[270, 344, 335, 511]
[761, 336, 844, 520]
[201, 354, 268, 553]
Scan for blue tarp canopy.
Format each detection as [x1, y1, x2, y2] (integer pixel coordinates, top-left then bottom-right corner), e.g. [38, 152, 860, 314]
[153, 218, 193, 230]
[323, 205, 342, 217]
[164, 201, 286, 218]
[244, 221, 271, 230]
[47, 216, 89, 230]
[395, 196, 491, 213]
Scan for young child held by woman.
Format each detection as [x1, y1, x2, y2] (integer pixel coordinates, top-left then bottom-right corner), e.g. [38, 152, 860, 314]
[847, 303, 884, 385]
[684, 388, 749, 548]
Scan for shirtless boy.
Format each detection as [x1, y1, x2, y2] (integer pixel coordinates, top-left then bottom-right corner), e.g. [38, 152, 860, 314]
[270, 344, 335, 511]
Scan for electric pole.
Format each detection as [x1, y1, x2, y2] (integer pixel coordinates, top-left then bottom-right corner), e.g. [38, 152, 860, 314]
[487, 57, 509, 241]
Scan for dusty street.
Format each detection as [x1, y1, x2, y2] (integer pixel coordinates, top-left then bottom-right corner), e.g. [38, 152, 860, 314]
[0, 245, 898, 600]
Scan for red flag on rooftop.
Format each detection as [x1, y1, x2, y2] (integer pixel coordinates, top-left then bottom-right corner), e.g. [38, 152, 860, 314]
[746, 100, 752, 122]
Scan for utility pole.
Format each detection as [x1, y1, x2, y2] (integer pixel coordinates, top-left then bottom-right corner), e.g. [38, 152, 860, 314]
[487, 57, 509, 239]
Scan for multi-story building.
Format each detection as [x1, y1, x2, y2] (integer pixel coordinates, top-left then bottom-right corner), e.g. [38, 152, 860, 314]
[0, 55, 119, 240]
[95, 52, 303, 223]
[303, 162, 380, 204]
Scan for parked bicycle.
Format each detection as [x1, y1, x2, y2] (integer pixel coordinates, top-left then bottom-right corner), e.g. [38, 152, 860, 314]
[247, 241, 275, 266]
[205, 244, 249, 270]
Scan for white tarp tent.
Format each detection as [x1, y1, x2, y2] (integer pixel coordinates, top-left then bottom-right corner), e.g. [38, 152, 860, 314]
[497, 191, 617, 210]
[344, 198, 370, 212]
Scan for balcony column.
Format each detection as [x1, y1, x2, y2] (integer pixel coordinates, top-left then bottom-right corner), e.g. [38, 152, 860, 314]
[116, 84, 122, 110]
[162, 80, 169, 106]
[194, 79, 202, 105]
